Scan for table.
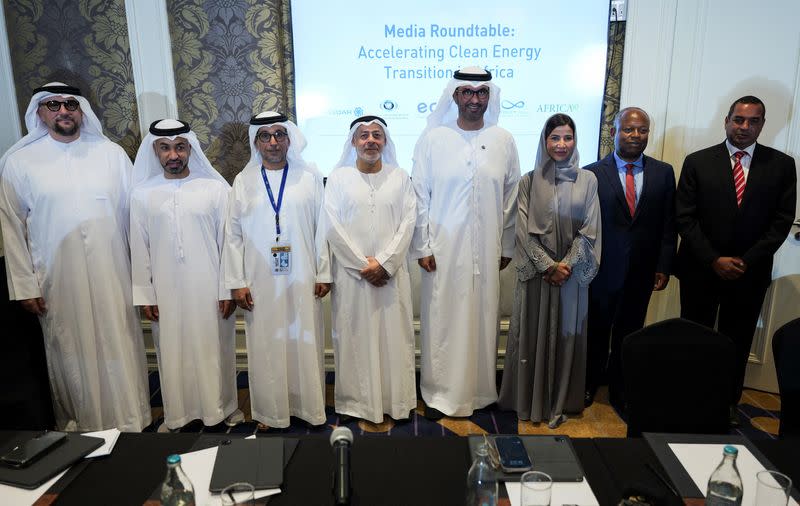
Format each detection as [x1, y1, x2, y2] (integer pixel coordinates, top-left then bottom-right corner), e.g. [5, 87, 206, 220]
[0, 431, 795, 506]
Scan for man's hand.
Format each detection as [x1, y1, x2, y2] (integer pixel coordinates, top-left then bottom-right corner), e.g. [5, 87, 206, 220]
[219, 300, 236, 319]
[653, 273, 669, 291]
[499, 256, 512, 271]
[361, 257, 388, 287]
[418, 255, 437, 272]
[232, 287, 254, 311]
[141, 305, 159, 321]
[315, 283, 331, 298]
[711, 257, 746, 280]
[20, 297, 47, 316]
[545, 262, 572, 286]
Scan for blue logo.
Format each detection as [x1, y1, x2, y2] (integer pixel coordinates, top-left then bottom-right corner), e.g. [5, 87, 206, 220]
[354, 107, 364, 116]
[381, 100, 397, 111]
[501, 100, 525, 110]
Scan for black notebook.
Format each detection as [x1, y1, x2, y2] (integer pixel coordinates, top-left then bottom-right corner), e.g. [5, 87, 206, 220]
[209, 438, 284, 492]
[0, 432, 104, 489]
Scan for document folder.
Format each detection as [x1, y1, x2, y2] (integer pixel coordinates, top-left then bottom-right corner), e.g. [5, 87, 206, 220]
[0, 432, 103, 489]
[468, 435, 585, 482]
[209, 438, 284, 492]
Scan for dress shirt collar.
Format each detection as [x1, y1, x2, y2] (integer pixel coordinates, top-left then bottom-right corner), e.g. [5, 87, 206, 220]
[725, 139, 755, 159]
[613, 151, 644, 171]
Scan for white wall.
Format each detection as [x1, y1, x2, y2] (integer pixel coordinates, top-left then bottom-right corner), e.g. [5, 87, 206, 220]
[622, 0, 800, 392]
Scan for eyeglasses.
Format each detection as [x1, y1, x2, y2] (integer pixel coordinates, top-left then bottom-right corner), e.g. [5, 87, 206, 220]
[457, 88, 490, 100]
[256, 130, 289, 143]
[40, 99, 80, 112]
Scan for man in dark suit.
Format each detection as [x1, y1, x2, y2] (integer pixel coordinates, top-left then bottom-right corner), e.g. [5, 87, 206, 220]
[676, 96, 797, 425]
[584, 107, 677, 411]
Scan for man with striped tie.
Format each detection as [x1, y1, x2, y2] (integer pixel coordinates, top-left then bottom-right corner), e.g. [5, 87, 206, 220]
[675, 95, 796, 426]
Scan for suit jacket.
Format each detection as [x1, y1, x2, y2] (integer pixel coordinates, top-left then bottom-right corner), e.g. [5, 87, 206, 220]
[675, 141, 797, 281]
[585, 153, 677, 295]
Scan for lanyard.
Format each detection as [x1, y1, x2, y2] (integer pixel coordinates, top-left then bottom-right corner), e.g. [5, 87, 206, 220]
[261, 164, 288, 241]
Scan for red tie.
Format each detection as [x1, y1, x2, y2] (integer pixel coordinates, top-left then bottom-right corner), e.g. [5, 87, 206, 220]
[625, 163, 636, 217]
[733, 151, 746, 206]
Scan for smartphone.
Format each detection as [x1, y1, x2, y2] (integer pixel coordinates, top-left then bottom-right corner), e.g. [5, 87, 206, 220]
[1, 431, 67, 468]
[494, 436, 532, 473]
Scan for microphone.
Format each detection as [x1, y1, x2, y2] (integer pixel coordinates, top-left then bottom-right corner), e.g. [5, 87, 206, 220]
[330, 426, 353, 505]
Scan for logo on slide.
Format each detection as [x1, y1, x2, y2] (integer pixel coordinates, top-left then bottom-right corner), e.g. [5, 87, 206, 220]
[354, 107, 364, 116]
[502, 99, 525, 110]
[381, 100, 397, 111]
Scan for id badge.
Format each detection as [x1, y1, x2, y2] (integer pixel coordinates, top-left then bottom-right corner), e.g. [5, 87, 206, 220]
[271, 243, 291, 275]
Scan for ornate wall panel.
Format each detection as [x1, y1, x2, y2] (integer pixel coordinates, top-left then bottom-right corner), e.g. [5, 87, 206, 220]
[3, 0, 141, 157]
[599, 20, 625, 159]
[166, 0, 294, 182]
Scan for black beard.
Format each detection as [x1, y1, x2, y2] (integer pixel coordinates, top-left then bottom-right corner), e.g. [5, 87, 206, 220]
[164, 164, 187, 175]
[54, 122, 78, 137]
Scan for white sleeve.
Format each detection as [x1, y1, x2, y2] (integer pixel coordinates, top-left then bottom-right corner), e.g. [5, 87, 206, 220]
[130, 190, 157, 305]
[375, 174, 417, 277]
[410, 135, 433, 259]
[501, 134, 521, 258]
[0, 159, 41, 300]
[222, 177, 248, 290]
[313, 173, 332, 284]
[215, 184, 232, 300]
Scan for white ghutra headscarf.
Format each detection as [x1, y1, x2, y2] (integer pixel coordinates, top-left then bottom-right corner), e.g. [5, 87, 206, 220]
[333, 115, 399, 169]
[0, 82, 107, 176]
[421, 66, 502, 135]
[132, 119, 228, 187]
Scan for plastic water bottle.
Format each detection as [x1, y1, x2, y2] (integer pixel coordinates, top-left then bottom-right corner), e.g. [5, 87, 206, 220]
[705, 445, 743, 505]
[160, 454, 195, 506]
[467, 444, 498, 506]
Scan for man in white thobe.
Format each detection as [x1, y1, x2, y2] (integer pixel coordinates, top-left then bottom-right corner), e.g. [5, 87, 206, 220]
[323, 115, 417, 423]
[130, 119, 243, 431]
[0, 83, 151, 431]
[411, 67, 520, 419]
[223, 112, 331, 429]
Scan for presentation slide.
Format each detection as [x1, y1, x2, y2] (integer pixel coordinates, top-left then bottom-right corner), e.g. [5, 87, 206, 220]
[291, 0, 610, 175]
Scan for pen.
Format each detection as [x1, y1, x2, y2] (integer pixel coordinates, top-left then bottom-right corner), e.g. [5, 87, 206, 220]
[645, 462, 680, 498]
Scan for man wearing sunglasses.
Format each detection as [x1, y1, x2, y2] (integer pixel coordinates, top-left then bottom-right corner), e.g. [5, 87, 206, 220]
[223, 111, 331, 430]
[410, 67, 520, 420]
[0, 82, 151, 432]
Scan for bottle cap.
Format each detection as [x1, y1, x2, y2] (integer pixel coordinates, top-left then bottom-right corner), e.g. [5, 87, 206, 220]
[723, 445, 738, 455]
[167, 454, 181, 465]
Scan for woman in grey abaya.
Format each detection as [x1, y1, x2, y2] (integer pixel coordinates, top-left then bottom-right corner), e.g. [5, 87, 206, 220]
[498, 114, 601, 428]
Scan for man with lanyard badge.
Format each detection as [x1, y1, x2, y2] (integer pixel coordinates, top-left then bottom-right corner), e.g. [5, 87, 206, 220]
[223, 111, 331, 429]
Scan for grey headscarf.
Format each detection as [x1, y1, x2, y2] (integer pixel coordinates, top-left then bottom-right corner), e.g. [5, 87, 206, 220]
[527, 115, 581, 255]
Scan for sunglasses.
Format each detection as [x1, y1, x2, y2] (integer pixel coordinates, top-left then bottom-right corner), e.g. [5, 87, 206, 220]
[40, 99, 80, 112]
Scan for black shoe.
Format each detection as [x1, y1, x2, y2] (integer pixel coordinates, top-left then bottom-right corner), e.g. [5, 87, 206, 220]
[336, 413, 354, 424]
[424, 405, 444, 421]
[729, 406, 741, 428]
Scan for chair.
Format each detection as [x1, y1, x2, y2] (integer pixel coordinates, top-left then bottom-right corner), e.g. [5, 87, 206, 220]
[622, 318, 736, 437]
[772, 317, 800, 438]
